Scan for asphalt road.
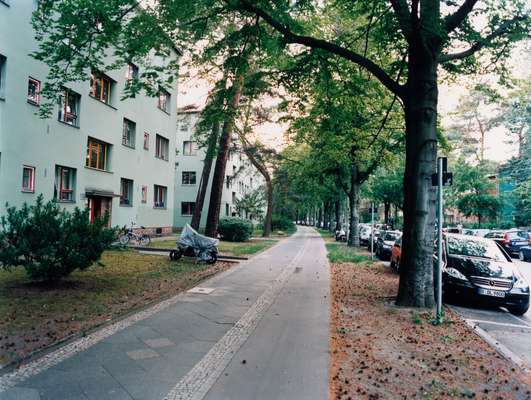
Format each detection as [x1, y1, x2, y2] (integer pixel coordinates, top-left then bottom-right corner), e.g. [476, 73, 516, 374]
[380, 257, 531, 369]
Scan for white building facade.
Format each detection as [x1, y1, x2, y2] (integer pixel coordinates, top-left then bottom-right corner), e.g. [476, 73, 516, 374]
[174, 108, 265, 229]
[0, 1, 179, 234]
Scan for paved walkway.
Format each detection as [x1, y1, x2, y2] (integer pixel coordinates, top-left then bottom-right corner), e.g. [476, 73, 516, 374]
[0, 226, 329, 400]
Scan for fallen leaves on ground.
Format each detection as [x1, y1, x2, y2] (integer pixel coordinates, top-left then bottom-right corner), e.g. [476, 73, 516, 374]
[0, 250, 232, 366]
[329, 260, 531, 400]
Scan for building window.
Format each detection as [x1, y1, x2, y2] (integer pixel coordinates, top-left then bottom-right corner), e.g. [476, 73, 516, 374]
[54, 165, 76, 202]
[90, 71, 113, 104]
[182, 171, 196, 185]
[181, 202, 195, 216]
[125, 63, 138, 81]
[225, 203, 229, 216]
[153, 185, 167, 208]
[143, 132, 149, 150]
[0, 55, 5, 98]
[27, 77, 41, 105]
[86, 137, 110, 171]
[232, 192, 236, 203]
[157, 88, 171, 113]
[22, 166, 35, 193]
[180, 114, 191, 131]
[155, 134, 169, 160]
[141, 185, 148, 203]
[58, 89, 80, 126]
[122, 118, 136, 148]
[183, 141, 196, 156]
[120, 178, 134, 206]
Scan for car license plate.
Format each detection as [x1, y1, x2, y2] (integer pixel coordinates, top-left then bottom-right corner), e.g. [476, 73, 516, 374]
[478, 288, 505, 298]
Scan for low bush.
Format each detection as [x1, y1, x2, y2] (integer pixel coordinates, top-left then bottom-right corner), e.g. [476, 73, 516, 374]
[271, 215, 295, 233]
[0, 195, 116, 281]
[218, 218, 253, 242]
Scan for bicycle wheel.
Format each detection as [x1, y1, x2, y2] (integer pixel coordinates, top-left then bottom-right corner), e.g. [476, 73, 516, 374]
[139, 235, 151, 246]
[119, 234, 130, 245]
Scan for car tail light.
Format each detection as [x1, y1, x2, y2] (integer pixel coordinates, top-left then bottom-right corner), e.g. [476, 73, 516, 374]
[503, 233, 510, 245]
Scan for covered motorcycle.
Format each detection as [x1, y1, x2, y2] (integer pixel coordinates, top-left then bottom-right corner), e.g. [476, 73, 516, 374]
[169, 224, 219, 264]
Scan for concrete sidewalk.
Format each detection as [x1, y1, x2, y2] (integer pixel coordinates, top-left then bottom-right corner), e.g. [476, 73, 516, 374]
[0, 226, 329, 400]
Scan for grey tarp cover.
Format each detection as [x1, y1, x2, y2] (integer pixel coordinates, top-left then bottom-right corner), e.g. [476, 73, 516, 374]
[177, 224, 219, 260]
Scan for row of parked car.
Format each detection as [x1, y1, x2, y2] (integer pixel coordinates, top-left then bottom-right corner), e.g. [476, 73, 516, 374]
[338, 224, 530, 315]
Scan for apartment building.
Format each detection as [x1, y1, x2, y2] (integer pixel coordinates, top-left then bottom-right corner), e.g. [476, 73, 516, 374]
[174, 107, 265, 229]
[0, 1, 179, 234]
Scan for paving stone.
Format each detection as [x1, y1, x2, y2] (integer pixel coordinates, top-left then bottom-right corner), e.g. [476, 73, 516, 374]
[143, 338, 174, 348]
[126, 349, 160, 360]
[0, 387, 41, 400]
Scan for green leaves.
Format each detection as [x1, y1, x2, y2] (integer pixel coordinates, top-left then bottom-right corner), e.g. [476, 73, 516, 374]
[0, 196, 116, 281]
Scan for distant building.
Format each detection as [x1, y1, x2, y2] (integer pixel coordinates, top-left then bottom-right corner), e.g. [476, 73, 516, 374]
[0, 2, 179, 234]
[174, 107, 265, 229]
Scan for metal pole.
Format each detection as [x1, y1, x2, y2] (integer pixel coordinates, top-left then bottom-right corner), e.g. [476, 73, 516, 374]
[436, 157, 443, 323]
[371, 202, 374, 260]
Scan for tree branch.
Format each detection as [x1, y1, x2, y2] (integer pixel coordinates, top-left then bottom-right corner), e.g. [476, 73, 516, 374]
[233, 0, 404, 98]
[438, 15, 528, 62]
[389, 0, 412, 40]
[443, 0, 479, 33]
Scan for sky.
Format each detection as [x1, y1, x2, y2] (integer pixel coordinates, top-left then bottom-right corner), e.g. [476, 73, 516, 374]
[178, 42, 530, 163]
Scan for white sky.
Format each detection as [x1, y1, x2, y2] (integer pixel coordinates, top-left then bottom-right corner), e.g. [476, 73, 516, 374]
[178, 45, 530, 162]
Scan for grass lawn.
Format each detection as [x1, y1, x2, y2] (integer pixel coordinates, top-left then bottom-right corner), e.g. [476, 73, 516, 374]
[0, 249, 232, 366]
[149, 238, 278, 257]
[325, 242, 372, 263]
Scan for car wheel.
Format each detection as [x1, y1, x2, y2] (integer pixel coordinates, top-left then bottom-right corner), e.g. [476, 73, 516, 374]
[169, 249, 183, 261]
[519, 251, 526, 262]
[206, 251, 217, 265]
[508, 304, 529, 316]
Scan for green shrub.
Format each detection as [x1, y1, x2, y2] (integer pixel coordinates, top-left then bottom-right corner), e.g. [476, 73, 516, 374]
[0, 195, 116, 281]
[218, 218, 253, 242]
[271, 215, 295, 233]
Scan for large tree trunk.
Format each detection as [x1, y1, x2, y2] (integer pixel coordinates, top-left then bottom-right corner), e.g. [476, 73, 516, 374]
[396, 47, 438, 308]
[317, 206, 323, 228]
[204, 75, 245, 238]
[335, 199, 341, 231]
[347, 166, 360, 247]
[191, 123, 219, 230]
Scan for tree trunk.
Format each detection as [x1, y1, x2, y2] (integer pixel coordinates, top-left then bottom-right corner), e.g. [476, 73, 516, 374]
[347, 166, 360, 247]
[396, 47, 438, 308]
[204, 75, 245, 238]
[384, 202, 390, 225]
[240, 141, 273, 237]
[335, 199, 341, 231]
[191, 123, 219, 230]
[477, 213, 482, 228]
[317, 206, 323, 228]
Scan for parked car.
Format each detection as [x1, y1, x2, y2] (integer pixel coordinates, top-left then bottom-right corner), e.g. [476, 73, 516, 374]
[359, 225, 372, 246]
[367, 229, 381, 251]
[519, 246, 531, 262]
[376, 231, 402, 260]
[441, 233, 529, 315]
[390, 236, 402, 272]
[335, 228, 347, 242]
[484, 229, 530, 256]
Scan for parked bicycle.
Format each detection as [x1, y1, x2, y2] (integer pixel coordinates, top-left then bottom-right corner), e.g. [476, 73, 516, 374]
[118, 222, 151, 246]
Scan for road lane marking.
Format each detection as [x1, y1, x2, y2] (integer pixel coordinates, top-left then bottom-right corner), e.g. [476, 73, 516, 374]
[467, 319, 531, 330]
[506, 312, 531, 328]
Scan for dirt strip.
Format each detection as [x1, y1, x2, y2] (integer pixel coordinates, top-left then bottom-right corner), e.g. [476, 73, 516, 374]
[329, 261, 531, 400]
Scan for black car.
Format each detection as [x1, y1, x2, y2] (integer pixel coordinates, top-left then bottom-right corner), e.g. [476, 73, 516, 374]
[375, 231, 402, 261]
[484, 229, 530, 256]
[441, 234, 530, 315]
